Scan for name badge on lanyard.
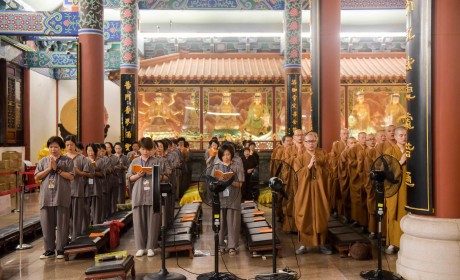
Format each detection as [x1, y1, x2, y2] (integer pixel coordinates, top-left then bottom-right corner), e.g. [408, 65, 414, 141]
[49, 177, 55, 189]
[88, 178, 94, 185]
[223, 187, 230, 197]
[143, 179, 150, 191]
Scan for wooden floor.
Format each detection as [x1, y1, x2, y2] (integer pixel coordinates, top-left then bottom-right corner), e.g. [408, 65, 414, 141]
[0, 192, 397, 280]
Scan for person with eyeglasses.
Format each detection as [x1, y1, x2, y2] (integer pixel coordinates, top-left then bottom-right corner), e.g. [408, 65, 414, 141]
[293, 131, 332, 255]
[358, 133, 378, 239]
[338, 136, 357, 224]
[280, 129, 305, 233]
[329, 128, 349, 219]
[348, 132, 368, 232]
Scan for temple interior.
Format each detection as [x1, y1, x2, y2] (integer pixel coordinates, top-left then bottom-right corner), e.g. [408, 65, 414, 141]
[1, 1, 460, 280]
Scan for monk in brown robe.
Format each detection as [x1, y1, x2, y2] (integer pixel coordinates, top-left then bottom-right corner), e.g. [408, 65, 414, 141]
[293, 132, 332, 255]
[375, 125, 396, 156]
[270, 135, 293, 221]
[329, 128, 349, 216]
[338, 137, 356, 222]
[348, 132, 368, 229]
[359, 133, 378, 238]
[384, 126, 409, 254]
[269, 135, 293, 177]
[280, 129, 305, 232]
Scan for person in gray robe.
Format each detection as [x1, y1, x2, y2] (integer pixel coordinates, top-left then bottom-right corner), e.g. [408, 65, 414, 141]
[211, 143, 245, 256]
[114, 142, 129, 204]
[35, 136, 75, 259]
[65, 136, 93, 241]
[89, 144, 105, 224]
[106, 142, 120, 214]
[127, 137, 161, 257]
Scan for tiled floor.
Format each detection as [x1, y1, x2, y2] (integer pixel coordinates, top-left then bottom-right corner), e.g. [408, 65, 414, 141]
[0, 192, 397, 280]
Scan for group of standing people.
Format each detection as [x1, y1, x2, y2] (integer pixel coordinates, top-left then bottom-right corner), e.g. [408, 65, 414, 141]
[270, 125, 408, 256]
[34, 135, 192, 259]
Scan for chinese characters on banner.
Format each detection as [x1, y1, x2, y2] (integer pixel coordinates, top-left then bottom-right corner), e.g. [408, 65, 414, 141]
[405, 0, 433, 214]
[286, 73, 302, 136]
[121, 74, 136, 152]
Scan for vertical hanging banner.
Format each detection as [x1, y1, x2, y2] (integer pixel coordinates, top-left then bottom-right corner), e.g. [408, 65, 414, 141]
[283, 0, 302, 136]
[405, 0, 433, 214]
[121, 74, 136, 152]
[286, 74, 302, 136]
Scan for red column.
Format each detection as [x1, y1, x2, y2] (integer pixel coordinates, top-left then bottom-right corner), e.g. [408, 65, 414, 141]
[310, 0, 341, 151]
[78, 0, 104, 144]
[433, 0, 460, 218]
[23, 68, 30, 160]
[319, 0, 341, 152]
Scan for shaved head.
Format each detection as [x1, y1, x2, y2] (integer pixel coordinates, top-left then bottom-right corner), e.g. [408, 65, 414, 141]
[340, 128, 349, 142]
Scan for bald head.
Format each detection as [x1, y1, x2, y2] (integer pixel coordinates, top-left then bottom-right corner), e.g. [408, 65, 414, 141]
[394, 126, 407, 146]
[293, 129, 304, 144]
[347, 137, 357, 148]
[340, 128, 349, 142]
[386, 125, 396, 143]
[366, 133, 376, 148]
[375, 130, 386, 144]
[358, 132, 367, 146]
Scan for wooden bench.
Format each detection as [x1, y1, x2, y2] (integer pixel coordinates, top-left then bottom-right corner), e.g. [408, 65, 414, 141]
[64, 225, 110, 261]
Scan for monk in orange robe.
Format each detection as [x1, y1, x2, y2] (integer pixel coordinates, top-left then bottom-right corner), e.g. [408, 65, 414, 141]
[348, 132, 368, 229]
[358, 133, 378, 238]
[280, 129, 305, 233]
[293, 132, 332, 255]
[270, 135, 293, 222]
[375, 125, 396, 156]
[338, 137, 356, 222]
[329, 128, 349, 216]
[384, 126, 409, 254]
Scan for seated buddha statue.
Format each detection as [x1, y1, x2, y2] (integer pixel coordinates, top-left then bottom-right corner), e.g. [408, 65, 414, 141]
[242, 92, 271, 136]
[214, 92, 241, 131]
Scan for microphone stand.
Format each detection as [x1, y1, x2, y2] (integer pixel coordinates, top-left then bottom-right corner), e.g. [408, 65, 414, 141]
[143, 168, 186, 280]
[197, 181, 238, 280]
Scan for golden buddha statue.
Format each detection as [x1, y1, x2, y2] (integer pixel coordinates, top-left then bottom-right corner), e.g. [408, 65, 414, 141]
[242, 92, 271, 136]
[213, 92, 241, 131]
[385, 92, 406, 126]
[349, 90, 371, 132]
[140, 92, 182, 133]
[182, 91, 200, 133]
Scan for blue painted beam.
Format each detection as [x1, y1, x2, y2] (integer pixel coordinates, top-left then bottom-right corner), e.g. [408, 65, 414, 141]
[0, 11, 121, 41]
[24, 51, 120, 69]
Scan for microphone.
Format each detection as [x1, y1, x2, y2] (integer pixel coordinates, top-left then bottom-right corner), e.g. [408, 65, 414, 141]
[269, 177, 287, 199]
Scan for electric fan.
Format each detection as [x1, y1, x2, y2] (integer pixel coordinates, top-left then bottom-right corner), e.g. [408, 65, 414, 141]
[143, 165, 186, 280]
[197, 163, 239, 280]
[360, 154, 404, 280]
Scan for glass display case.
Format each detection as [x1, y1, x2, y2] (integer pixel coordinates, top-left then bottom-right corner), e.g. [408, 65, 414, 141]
[138, 87, 201, 148]
[203, 87, 273, 141]
[347, 86, 406, 136]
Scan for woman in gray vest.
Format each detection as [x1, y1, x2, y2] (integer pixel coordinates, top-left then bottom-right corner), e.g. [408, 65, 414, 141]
[35, 136, 75, 259]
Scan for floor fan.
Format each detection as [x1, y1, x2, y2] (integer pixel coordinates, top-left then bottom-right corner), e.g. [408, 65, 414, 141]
[360, 155, 404, 280]
[143, 165, 186, 280]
